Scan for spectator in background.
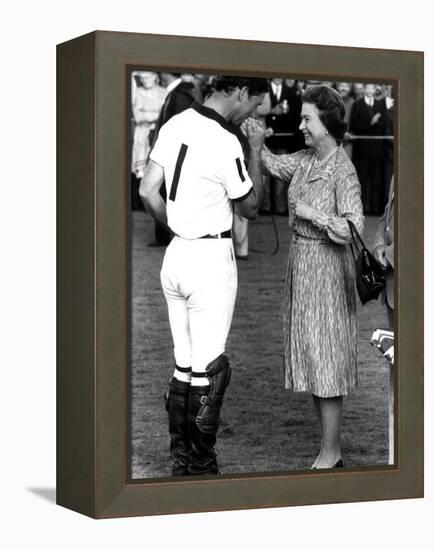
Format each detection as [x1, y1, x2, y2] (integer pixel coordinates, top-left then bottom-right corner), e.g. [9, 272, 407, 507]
[198, 74, 217, 101]
[336, 82, 355, 159]
[373, 175, 394, 330]
[181, 73, 204, 103]
[350, 83, 387, 215]
[131, 72, 167, 210]
[296, 80, 307, 94]
[284, 80, 305, 151]
[263, 78, 303, 215]
[147, 72, 196, 246]
[353, 83, 365, 101]
[378, 85, 394, 199]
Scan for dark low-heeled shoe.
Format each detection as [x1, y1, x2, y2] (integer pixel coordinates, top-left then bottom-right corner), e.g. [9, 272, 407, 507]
[311, 459, 343, 470]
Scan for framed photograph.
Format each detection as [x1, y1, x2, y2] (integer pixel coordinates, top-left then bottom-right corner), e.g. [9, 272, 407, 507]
[57, 31, 423, 518]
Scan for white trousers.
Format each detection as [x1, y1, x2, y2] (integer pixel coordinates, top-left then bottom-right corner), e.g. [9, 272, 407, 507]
[161, 236, 237, 376]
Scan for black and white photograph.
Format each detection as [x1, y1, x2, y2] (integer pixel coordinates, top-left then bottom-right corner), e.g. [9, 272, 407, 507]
[129, 71, 396, 479]
[3, 0, 431, 540]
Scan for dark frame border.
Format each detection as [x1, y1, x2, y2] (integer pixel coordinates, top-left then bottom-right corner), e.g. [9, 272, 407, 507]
[57, 31, 424, 519]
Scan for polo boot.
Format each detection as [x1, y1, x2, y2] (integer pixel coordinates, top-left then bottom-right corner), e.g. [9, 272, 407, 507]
[164, 377, 191, 476]
[187, 354, 232, 475]
[187, 386, 219, 475]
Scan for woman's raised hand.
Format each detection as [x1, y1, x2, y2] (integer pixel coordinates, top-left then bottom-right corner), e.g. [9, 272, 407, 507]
[243, 117, 266, 151]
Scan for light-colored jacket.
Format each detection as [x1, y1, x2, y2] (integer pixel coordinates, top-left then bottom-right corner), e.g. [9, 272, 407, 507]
[374, 176, 394, 308]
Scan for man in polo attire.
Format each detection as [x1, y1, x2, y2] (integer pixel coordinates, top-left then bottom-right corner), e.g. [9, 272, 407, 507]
[140, 76, 267, 475]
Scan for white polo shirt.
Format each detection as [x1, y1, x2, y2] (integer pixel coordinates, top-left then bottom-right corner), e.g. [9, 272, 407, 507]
[149, 101, 253, 239]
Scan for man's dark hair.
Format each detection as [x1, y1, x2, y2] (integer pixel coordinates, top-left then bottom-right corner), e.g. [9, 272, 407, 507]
[303, 85, 347, 142]
[213, 76, 268, 97]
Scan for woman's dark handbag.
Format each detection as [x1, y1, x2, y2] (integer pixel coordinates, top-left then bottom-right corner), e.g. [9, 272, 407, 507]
[347, 220, 386, 305]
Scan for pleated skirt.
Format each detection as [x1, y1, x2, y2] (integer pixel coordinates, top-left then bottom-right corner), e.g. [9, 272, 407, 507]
[283, 238, 358, 397]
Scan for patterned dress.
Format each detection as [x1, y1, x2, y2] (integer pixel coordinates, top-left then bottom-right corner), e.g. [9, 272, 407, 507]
[263, 145, 364, 397]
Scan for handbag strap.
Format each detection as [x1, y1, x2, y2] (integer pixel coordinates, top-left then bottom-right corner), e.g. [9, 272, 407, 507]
[347, 225, 358, 265]
[347, 219, 365, 265]
[347, 219, 368, 250]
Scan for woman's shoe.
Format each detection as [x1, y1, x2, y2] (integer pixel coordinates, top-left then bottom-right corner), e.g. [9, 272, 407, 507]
[333, 459, 344, 468]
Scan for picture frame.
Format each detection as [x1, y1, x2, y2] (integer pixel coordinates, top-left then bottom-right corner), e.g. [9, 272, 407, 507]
[57, 30, 424, 519]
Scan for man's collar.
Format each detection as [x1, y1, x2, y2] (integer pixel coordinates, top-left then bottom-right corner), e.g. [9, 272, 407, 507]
[191, 101, 233, 130]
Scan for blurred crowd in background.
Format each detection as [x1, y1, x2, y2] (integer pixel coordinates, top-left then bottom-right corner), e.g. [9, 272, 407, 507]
[131, 72, 394, 217]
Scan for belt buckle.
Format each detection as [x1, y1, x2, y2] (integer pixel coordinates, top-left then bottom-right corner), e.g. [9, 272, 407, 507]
[200, 395, 208, 405]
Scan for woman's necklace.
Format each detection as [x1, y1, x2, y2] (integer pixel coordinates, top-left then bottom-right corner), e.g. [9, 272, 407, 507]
[313, 146, 338, 169]
[304, 145, 339, 188]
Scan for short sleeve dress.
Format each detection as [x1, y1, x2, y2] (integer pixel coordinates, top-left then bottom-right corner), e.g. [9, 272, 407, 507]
[263, 145, 364, 397]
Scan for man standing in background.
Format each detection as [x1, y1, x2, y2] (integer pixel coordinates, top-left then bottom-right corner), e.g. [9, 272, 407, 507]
[336, 81, 355, 159]
[147, 73, 196, 247]
[350, 83, 387, 215]
[263, 78, 302, 215]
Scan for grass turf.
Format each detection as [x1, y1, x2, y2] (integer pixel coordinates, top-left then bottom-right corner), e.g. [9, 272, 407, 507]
[130, 211, 390, 478]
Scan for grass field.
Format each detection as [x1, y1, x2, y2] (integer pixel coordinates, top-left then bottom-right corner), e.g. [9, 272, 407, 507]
[131, 212, 391, 478]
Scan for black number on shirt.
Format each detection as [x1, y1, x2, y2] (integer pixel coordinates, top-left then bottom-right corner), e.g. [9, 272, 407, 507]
[169, 143, 188, 201]
[235, 157, 246, 182]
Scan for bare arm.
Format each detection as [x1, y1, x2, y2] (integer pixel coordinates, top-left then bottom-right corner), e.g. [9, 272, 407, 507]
[235, 150, 263, 220]
[235, 119, 265, 220]
[138, 160, 169, 228]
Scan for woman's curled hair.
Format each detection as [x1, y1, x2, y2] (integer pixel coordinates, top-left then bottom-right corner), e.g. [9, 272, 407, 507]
[303, 85, 347, 142]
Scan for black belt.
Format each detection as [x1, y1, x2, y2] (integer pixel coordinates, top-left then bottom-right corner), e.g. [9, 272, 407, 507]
[199, 230, 232, 239]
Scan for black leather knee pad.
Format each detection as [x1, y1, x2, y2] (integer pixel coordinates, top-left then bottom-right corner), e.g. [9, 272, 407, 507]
[195, 354, 231, 435]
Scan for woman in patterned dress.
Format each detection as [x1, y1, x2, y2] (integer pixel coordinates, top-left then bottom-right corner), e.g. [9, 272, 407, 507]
[247, 85, 364, 469]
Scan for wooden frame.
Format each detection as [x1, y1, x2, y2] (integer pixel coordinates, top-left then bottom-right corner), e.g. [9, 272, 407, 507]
[57, 31, 424, 518]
